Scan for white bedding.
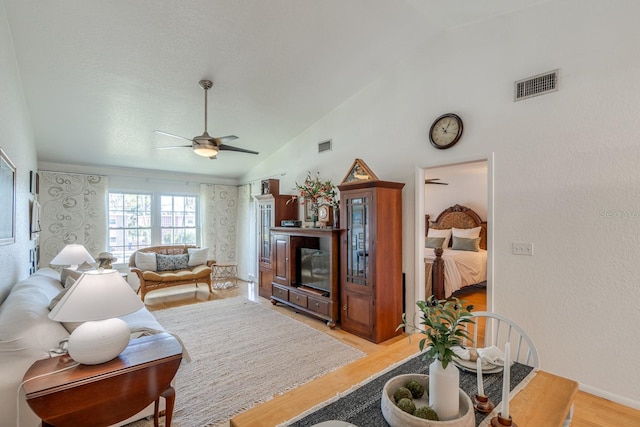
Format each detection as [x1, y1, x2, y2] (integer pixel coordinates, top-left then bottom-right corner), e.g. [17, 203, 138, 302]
[424, 248, 487, 298]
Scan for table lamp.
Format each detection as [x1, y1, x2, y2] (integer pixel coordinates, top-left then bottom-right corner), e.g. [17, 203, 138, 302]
[48, 269, 144, 365]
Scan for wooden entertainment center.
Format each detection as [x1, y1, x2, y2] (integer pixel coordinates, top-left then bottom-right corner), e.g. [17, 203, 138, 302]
[269, 227, 340, 328]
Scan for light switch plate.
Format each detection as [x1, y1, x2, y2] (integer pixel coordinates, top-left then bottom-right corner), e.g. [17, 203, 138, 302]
[512, 242, 533, 255]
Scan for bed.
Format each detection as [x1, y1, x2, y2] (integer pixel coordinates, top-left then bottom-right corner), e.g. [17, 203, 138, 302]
[424, 204, 487, 300]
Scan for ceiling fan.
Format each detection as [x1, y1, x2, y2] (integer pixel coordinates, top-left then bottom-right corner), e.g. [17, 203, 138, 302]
[425, 178, 448, 185]
[154, 79, 259, 159]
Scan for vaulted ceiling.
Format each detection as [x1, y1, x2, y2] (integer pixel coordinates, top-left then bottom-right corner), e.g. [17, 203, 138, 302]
[4, 0, 544, 179]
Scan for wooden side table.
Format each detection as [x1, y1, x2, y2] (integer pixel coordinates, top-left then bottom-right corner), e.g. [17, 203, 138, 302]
[22, 332, 182, 427]
[211, 262, 238, 289]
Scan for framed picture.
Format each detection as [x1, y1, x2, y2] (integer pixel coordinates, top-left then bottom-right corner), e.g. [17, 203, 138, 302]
[0, 148, 16, 246]
[303, 198, 314, 221]
[29, 170, 39, 195]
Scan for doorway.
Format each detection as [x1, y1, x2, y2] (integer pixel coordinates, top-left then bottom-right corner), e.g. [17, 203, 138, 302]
[415, 157, 493, 312]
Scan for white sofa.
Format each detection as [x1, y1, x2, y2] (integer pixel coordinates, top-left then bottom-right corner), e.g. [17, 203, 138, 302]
[0, 268, 167, 427]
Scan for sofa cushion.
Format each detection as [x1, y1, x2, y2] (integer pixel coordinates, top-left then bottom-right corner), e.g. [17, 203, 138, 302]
[156, 253, 190, 271]
[135, 251, 157, 271]
[188, 247, 209, 266]
[0, 269, 69, 356]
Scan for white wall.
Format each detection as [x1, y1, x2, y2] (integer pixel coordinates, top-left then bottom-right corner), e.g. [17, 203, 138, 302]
[0, 1, 38, 297]
[242, 0, 640, 408]
[425, 161, 488, 221]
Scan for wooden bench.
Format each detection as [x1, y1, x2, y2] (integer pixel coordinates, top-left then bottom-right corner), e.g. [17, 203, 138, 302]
[129, 245, 216, 301]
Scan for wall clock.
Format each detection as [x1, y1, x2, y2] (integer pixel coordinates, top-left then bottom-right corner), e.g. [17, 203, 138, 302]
[429, 113, 463, 149]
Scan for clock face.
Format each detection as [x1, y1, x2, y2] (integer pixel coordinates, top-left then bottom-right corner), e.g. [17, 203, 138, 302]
[318, 205, 329, 220]
[429, 113, 463, 149]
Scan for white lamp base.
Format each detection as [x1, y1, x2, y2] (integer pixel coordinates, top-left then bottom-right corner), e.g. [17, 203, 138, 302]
[68, 318, 131, 365]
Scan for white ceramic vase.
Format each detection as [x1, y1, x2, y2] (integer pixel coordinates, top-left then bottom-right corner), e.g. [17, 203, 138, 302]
[429, 359, 460, 420]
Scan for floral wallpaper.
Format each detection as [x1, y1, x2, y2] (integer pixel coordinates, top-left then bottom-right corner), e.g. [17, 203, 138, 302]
[38, 171, 108, 267]
[200, 184, 239, 262]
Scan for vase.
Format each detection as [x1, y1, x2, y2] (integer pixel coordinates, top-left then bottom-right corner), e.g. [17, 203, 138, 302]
[312, 214, 318, 228]
[429, 359, 460, 420]
[332, 207, 340, 228]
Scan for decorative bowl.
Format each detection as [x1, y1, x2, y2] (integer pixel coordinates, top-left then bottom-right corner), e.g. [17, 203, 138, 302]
[380, 374, 475, 427]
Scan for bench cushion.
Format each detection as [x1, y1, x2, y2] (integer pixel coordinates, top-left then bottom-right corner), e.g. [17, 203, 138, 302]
[142, 264, 212, 282]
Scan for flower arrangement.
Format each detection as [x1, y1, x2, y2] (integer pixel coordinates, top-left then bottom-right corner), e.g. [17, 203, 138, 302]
[399, 296, 475, 369]
[290, 171, 338, 215]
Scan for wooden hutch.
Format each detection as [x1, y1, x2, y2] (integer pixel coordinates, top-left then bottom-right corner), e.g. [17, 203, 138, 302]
[255, 179, 297, 299]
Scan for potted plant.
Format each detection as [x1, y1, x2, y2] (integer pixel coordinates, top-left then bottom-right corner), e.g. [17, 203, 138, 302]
[399, 296, 474, 421]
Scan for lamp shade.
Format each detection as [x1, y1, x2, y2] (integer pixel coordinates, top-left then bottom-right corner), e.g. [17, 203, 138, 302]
[49, 269, 143, 322]
[50, 244, 96, 266]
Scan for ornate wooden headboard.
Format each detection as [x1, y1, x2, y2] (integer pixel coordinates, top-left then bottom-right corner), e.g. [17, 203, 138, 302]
[426, 204, 487, 250]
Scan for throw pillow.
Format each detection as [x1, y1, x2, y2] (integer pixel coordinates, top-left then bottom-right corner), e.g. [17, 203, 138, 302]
[451, 236, 481, 252]
[427, 228, 452, 248]
[425, 237, 446, 249]
[60, 267, 85, 287]
[452, 226, 482, 239]
[156, 254, 190, 271]
[135, 252, 157, 271]
[48, 284, 71, 311]
[188, 247, 209, 267]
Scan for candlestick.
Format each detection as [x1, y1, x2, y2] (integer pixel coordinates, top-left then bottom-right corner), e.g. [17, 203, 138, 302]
[490, 413, 518, 426]
[501, 342, 511, 419]
[476, 357, 485, 396]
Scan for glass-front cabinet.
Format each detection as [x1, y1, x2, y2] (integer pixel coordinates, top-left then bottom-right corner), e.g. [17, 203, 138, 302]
[339, 180, 405, 343]
[344, 193, 370, 287]
[255, 179, 297, 299]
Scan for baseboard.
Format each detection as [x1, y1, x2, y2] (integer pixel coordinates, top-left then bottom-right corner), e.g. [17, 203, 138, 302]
[579, 382, 640, 410]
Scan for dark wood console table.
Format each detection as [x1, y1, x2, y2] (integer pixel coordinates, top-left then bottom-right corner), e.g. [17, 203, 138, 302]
[269, 227, 340, 327]
[22, 332, 182, 427]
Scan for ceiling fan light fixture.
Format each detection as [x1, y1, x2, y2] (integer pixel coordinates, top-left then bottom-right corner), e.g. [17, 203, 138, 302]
[193, 146, 219, 157]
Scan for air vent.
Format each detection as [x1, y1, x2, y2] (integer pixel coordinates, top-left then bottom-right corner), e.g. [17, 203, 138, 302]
[318, 139, 332, 153]
[514, 69, 558, 101]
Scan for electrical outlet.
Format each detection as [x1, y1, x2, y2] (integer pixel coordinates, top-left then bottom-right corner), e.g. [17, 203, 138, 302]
[512, 242, 533, 256]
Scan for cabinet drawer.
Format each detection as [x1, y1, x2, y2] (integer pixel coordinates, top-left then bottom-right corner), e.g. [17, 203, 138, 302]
[307, 296, 330, 316]
[271, 284, 288, 300]
[288, 290, 308, 307]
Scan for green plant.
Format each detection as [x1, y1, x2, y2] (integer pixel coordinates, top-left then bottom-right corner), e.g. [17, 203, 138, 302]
[289, 171, 338, 213]
[399, 296, 474, 369]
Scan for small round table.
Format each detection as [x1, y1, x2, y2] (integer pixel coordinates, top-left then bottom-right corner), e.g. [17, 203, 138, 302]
[211, 262, 238, 289]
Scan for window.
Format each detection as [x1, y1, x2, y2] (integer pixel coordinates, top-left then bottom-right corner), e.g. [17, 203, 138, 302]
[108, 193, 199, 262]
[108, 193, 152, 262]
[160, 195, 197, 245]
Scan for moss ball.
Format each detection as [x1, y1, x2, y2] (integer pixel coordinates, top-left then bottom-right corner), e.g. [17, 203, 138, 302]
[405, 379, 425, 399]
[393, 386, 413, 403]
[413, 406, 439, 420]
[396, 397, 416, 414]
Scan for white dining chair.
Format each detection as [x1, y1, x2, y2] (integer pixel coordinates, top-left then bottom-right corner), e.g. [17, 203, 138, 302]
[466, 311, 540, 368]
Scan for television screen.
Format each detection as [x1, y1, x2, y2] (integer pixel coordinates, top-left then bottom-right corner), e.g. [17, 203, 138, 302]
[297, 248, 330, 293]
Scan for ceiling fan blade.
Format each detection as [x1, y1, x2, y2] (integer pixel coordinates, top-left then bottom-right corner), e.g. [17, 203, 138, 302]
[425, 178, 448, 185]
[156, 144, 192, 150]
[154, 130, 194, 142]
[216, 135, 239, 144]
[218, 144, 259, 155]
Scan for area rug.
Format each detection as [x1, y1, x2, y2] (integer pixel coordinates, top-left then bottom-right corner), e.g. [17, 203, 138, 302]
[128, 297, 365, 427]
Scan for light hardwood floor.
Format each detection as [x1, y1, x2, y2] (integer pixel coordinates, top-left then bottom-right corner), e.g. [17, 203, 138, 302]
[143, 282, 640, 426]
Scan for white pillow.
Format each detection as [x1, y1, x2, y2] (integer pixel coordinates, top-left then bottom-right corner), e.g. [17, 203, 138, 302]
[135, 252, 157, 271]
[427, 228, 452, 248]
[452, 226, 482, 239]
[188, 247, 209, 266]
